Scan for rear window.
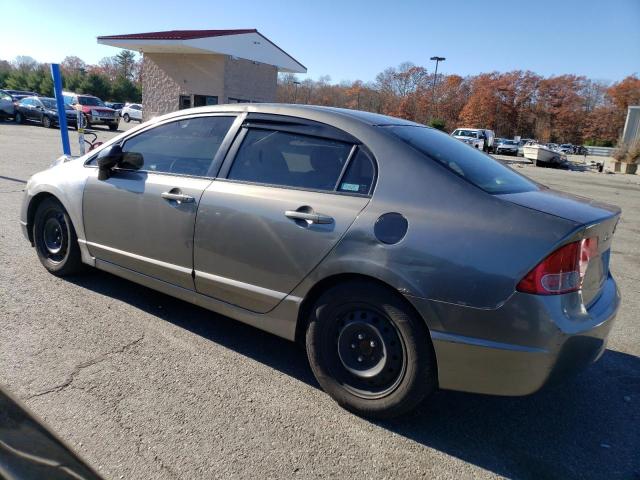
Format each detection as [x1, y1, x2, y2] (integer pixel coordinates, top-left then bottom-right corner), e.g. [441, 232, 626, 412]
[386, 126, 537, 194]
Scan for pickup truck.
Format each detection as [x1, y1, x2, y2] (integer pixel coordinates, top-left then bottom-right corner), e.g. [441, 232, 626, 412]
[451, 128, 495, 152]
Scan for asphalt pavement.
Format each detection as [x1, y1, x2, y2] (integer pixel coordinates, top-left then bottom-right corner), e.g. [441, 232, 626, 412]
[0, 119, 639, 480]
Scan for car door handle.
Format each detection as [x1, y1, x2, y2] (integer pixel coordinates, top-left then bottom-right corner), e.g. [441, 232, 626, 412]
[285, 210, 333, 224]
[161, 191, 195, 203]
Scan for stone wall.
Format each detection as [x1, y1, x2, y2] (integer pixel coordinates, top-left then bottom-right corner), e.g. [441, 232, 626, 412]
[141, 53, 278, 120]
[141, 53, 226, 120]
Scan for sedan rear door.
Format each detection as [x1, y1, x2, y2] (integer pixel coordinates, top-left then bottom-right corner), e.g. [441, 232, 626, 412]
[194, 117, 376, 313]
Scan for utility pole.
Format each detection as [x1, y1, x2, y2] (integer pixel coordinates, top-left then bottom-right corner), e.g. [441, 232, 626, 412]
[293, 81, 301, 103]
[430, 56, 446, 122]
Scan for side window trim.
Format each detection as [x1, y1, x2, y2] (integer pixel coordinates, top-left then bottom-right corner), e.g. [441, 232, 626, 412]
[220, 127, 375, 197]
[333, 144, 358, 191]
[83, 112, 244, 179]
[334, 146, 378, 196]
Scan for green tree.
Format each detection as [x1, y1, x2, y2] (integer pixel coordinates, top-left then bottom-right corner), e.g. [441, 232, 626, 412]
[116, 50, 137, 80]
[63, 70, 85, 92]
[78, 73, 111, 100]
[110, 75, 141, 102]
[4, 69, 29, 90]
[428, 118, 446, 131]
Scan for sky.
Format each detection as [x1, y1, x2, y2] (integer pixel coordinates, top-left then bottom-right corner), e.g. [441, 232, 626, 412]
[1, 0, 638, 84]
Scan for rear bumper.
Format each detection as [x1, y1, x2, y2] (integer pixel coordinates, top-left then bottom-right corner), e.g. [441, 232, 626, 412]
[407, 274, 620, 396]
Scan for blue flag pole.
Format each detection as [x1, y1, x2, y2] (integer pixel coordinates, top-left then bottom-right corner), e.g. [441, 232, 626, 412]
[50, 64, 70, 155]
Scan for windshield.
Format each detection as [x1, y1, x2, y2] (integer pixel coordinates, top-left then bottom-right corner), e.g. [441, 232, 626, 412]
[78, 96, 104, 107]
[501, 140, 517, 145]
[387, 126, 538, 194]
[454, 130, 478, 138]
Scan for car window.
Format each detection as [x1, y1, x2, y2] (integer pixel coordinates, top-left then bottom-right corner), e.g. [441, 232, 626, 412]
[387, 126, 538, 195]
[41, 99, 57, 109]
[337, 148, 375, 194]
[120, 116, 235, 177]
[20, 98, 32, 106]
[228, 129, 354, 191]
[78, 97, 104, 107]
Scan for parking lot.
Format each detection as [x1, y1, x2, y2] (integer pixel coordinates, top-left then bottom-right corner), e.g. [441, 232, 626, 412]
[1, 120, 639, 480]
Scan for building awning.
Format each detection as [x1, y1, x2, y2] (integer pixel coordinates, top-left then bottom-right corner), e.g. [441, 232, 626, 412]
[97, 29, 306, 73]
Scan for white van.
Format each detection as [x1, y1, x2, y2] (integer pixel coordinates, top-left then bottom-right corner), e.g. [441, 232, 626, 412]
[451, 128, 495, 152]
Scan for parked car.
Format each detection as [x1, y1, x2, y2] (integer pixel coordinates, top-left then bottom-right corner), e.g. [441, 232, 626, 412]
[451, 128, 484, 149]
[62, 92, 118, 130]
[15, 96, 78, 129]
[2, 89, 39, 99]
[559, 143, 574, 154]
[21, 105, 621, 419]
[495, 139, 519, 155]
[451, 127, 495, 152]
[0, 90, 15, 118]
[105, 102, 125, 117]
[121, 103, 143, 122]
[1, 89, 40, 117]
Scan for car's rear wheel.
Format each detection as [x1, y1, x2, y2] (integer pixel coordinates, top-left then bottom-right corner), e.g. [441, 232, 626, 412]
[15, 112, 24, 124]
[123, 113, 130, 123]
[306, 281, 437, 419]
[33, 198, 83, 276]
[42, 115, 52, 128]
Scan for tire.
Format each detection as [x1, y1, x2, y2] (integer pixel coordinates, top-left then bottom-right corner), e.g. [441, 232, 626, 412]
[33, 197, 83, 276]
[123, 113, 130, 123]
[15, 112, 24, 124]
[305, 281, 437, 419]
[108, 123, 118, 131]
[83, 113, 91, 128]
[42, 115, 53, 128]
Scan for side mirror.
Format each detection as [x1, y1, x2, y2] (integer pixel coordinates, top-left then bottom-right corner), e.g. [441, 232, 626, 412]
[120, 152, 144, 170]
[97, 145, 123, 180]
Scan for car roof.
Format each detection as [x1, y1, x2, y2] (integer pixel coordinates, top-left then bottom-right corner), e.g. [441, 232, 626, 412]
[156, 103, 418, 128]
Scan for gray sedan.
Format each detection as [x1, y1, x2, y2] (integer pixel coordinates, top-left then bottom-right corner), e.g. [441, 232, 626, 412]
[20, 105, 621, 418]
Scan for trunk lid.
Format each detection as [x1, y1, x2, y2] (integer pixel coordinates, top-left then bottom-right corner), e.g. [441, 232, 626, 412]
[498, 187, 620, 306]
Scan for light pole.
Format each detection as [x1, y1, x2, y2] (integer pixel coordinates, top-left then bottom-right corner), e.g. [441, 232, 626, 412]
[293, 81, 301, 103]
[430, 56, 446, 121]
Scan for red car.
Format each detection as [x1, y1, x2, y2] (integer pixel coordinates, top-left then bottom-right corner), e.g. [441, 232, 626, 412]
[62, 92, 118, 130]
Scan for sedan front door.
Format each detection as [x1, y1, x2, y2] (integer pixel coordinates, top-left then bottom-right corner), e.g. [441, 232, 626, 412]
[194, 120, 376, 313]
[83, 115, 237, 289]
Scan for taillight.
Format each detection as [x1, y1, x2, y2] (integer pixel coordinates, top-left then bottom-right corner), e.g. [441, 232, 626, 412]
[517, 238, 598, 295]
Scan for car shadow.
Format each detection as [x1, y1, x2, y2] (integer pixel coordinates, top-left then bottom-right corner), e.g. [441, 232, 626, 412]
[67, 269, 640, 480]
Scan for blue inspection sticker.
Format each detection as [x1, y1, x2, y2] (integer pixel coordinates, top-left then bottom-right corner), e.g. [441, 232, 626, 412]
[341, 183, 360, 192]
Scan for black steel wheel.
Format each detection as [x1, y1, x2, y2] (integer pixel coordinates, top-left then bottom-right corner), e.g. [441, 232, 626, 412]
[306, 280, 437, 419]
[332, 305, 406, 399]
[33, 197, 83, 276]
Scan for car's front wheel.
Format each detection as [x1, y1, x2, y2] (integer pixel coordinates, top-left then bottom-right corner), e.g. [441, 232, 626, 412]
[33, 197, 83, 276]
[42, 115, 53, 128]
[108, 123, 118, 131]
[15, 112, 24, 124]
[123, 113, 130, 123]
[306, 281, 437, 419]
